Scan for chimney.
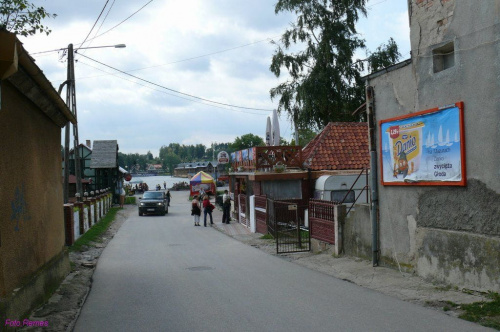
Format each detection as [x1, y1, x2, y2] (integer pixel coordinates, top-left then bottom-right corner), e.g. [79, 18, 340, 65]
[86, 140, 91, 148]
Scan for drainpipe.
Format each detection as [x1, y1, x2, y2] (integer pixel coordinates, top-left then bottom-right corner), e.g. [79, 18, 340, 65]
[366, 85, 379, 266]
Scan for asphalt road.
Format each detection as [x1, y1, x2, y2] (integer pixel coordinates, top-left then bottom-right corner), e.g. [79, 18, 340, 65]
[74, 191, 488, 332]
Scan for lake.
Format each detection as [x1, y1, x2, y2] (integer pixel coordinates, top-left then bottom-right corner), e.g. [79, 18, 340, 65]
[125, 175, 187, 190]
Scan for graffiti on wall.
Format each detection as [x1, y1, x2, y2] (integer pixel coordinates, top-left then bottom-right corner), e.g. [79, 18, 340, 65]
[11, 183, 31, 231]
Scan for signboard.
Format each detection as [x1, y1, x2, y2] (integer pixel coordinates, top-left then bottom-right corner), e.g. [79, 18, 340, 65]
[217, 151, 229, 164]
[380, 102, 466, 186]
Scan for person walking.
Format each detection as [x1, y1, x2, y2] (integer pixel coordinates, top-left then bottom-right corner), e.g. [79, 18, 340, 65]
[163, 181, 166, 190]
[191, 195, 201, 226]
[202, 195, 214, 227]
[222, 190, 231, 224]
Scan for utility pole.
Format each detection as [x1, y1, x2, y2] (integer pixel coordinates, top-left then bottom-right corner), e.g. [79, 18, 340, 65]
[58, 43, 125, 203]
[61, 44, 83, 203]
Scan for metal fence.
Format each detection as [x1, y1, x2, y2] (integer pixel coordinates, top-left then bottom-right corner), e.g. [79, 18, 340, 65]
[267, 198, 310, 254]
[309, 199, 337, 244]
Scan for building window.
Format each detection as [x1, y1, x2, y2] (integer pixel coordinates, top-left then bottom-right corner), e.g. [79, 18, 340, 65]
[331, 190, 355, 203]
[433, 42, 455, 73]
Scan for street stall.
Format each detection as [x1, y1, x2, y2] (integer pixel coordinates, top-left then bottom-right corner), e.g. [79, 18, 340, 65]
[190, 171, 216, 197]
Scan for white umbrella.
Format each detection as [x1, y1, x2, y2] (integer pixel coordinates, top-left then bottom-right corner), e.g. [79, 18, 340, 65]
[265, 116, 272, 146]
[272, 109, 280, 146]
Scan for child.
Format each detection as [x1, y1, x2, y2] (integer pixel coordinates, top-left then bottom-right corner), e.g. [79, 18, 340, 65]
[191, 195, 201, 226]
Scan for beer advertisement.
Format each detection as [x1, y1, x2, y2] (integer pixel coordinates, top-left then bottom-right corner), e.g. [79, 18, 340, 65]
[380, 102, 466, 186]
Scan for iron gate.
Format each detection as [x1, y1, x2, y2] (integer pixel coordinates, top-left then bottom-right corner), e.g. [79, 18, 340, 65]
[267, 198, 310, 254]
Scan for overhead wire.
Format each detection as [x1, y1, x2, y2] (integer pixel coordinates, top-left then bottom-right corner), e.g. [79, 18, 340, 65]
[83, 0, 154, 44]
[77, 0, 110, 51]
[77, 60, 270, 116]
[77, 53, 273, 112]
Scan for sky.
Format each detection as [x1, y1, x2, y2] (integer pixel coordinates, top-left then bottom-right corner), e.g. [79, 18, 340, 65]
[21, 0, 411, 156]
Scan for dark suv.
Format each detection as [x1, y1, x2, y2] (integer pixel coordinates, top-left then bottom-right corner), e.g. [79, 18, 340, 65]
[138, 191, 168, 216]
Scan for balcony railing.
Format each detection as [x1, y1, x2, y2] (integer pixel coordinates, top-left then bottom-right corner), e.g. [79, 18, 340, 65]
[230, 146, 303, 172]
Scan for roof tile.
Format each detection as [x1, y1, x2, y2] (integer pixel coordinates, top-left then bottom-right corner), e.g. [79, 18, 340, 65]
[302, 122, 369, 171]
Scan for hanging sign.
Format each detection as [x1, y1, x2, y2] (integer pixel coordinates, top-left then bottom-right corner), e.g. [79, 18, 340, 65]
[379, 102, 466, 186]
[217, 151, 229, 164]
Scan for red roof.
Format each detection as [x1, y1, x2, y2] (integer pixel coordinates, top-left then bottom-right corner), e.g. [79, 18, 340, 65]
[302, 122, 370, 171]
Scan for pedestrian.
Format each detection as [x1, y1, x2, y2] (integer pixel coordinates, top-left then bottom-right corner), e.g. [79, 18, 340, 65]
[202, 195, 214, 227]
[199, 187, 205, 199]
[163, 181, 166, 189]
[119, 186, 126, 208]
[166, 189, 171, 206]
[222, 190, 231, 224]
[191, 195, 201, 226]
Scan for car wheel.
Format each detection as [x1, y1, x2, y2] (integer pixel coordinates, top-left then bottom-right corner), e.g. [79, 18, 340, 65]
[161, 210, 166, 216]
[139, 210, 143, 216]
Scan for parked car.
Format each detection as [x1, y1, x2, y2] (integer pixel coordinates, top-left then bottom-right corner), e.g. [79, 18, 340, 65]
[138, 191, 168, 216]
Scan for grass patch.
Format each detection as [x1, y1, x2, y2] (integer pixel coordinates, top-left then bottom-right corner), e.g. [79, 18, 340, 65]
[70, 208, 120, 252]
[125, 196, 136, 204]
[260, 234, 274, 240]
[459, 292, 500, 330]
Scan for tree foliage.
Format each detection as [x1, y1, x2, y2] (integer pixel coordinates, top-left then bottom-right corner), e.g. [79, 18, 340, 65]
[0, 0, 56, 37]
[230, 133, 265, 151]
[270, 0, 400, 130]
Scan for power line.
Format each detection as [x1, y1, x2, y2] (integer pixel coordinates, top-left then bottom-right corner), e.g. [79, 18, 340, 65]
[78, 0, 110, 51]
[83, 0, 154, 44]
[77, 53, 273, 112]
[77, 60, 270, 115]
[125, 36, 280, 73]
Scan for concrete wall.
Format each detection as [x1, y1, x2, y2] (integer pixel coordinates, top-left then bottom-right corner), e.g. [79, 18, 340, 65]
[365, 0, 500, 290]
[343, 204, 372, 260]
[0, 72, 70, 318]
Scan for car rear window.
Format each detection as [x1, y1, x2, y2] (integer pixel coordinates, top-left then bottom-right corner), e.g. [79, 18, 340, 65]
[143, 192, 163, 199]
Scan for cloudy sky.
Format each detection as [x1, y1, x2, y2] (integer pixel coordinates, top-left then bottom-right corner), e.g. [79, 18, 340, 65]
[22, 0, 410, 156]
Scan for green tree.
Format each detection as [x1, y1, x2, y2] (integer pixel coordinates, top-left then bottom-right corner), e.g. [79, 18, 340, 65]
[230, 133, 265, 151]
[290, 127, 318, 146]
[270, 0, 400, 130]
[0, 0, 56, 36]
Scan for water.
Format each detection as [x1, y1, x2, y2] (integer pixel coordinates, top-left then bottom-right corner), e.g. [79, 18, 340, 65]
[125, 175, 188, 190]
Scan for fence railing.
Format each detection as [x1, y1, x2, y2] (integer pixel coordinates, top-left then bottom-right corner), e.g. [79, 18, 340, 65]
[309, 199, 338, 244]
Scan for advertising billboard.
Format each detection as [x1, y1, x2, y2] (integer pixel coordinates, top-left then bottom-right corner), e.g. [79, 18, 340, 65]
[379, 102, 466, 186]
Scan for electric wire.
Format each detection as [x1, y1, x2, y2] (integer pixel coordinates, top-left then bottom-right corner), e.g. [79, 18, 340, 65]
[77, 0, 110, 51]
[77, 60, 270, 116]
[77, 53, 273, 112]
[76, 0, 117, 60]
[83, 0, 154, 44]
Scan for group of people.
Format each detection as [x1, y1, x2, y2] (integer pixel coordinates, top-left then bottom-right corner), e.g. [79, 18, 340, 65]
[191, 190, 231, 227]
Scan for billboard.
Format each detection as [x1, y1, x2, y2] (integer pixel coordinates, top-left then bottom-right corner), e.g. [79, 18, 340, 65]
[380, 102, 466, 186]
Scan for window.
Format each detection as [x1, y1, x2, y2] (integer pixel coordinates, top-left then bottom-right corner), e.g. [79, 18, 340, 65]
[331, 190, 355, 203]
[433, 42, 455, 73]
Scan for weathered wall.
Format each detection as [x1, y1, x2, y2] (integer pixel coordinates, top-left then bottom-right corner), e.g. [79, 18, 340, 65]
[365, 0, 500, 290]
[0, 79, 69, 310]
[343, 204, 372, 260]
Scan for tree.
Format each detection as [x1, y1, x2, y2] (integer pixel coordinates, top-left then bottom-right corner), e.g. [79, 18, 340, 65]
[0, 0, 56, 37]
[270, 0, 400, 130]
[230, 134, 265, 151]
[290, 127, 318, 147]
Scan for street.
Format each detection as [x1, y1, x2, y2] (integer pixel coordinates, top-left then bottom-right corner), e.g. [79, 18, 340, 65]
[74, 191, 487, 332]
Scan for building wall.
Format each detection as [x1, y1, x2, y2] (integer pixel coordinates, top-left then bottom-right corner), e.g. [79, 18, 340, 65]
[366, 0, 500, 290]
[0, 80, 69, 304]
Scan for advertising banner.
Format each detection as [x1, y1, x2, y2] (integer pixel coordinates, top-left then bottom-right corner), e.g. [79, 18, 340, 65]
[380, 102, 466, 186]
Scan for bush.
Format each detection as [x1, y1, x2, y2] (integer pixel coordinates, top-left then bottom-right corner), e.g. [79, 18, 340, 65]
[125, 196, 136, 205]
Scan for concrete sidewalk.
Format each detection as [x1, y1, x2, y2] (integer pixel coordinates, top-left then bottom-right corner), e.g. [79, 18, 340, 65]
[209, 204, 489, 318]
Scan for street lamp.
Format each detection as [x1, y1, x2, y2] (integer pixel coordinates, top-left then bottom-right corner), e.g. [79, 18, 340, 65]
[59, 43, 126, 203]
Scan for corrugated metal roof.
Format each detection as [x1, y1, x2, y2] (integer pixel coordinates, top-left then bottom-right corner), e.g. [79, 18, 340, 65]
[90, 140, 118, 168]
